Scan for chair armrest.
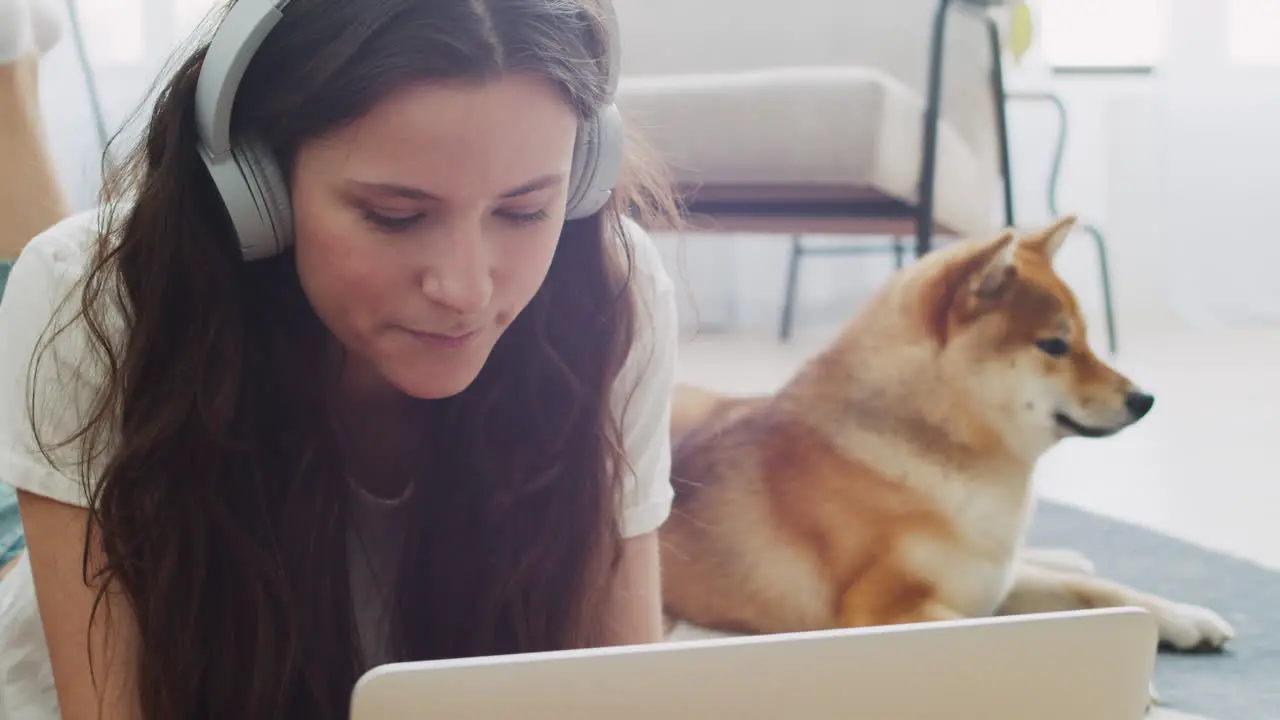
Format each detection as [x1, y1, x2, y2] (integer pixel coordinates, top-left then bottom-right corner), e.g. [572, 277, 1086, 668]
[614, 0, 1004, 181]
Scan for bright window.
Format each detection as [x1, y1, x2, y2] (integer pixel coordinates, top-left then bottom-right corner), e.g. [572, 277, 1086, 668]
[72, 0, 222, 67]
[1039, 0, 1169, 70]
[176, 0, 222, 34]
[75, 0, 145, 65]
[1228, 0, 1280, 67]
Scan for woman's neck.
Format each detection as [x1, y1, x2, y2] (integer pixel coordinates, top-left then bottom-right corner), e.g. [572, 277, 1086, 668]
[338, 367, 424, 502]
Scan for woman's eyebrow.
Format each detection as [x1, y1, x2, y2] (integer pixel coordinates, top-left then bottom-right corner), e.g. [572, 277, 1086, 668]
[345, 173, 565, 201]
[499, 173, 564, 198]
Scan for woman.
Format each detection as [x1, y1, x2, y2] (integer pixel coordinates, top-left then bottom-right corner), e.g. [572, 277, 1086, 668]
[0, 0, 681, 717]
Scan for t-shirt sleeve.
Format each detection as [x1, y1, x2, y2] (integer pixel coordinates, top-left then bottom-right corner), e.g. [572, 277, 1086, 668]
[0, 217, 103, 509]
[613, 219, 678, 539]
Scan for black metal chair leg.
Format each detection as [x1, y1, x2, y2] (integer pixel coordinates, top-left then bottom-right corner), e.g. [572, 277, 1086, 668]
[1081, 223, 1118, 356]
[779, 234, 804, 342]
[915, 0, 955, 259]
[892, 236, 905, 269]
[914, 221, 933, 259]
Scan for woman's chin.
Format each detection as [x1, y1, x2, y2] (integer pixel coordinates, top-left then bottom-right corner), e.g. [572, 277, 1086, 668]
[347, 333, 500, 401]
[383, 360, 487, 400]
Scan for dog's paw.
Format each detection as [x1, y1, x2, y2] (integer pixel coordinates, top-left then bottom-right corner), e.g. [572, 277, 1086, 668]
[1155, 602, 1235, 651]
[1024, 547, 1096, 575]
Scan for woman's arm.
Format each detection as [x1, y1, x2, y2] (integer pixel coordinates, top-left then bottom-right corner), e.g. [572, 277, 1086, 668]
[18, 491, 143, 719]
[0, 55, 68, 259]
[600, 220, 680, 647]
[599, 530, 665, 646]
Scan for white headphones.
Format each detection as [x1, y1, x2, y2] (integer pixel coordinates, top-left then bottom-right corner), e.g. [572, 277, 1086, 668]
[193, 0, 625, 261]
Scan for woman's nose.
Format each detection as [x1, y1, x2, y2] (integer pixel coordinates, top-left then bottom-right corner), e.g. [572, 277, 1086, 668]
[419, 221, 493, 316]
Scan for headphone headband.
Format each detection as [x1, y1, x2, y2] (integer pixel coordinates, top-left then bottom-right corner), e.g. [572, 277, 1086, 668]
[195, 0, 291, 160]
[194, 0, 624, 260]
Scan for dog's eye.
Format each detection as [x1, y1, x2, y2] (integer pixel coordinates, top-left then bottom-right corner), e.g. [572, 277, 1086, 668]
[1036, 338, 1070, 357]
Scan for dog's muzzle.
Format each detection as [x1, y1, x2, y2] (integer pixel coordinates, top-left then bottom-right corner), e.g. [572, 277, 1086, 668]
[1054, 391, 1154, 438]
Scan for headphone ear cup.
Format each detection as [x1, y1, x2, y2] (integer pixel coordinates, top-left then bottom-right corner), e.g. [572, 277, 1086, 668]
[232, 138, 294, 260]
[565, 104, 624, 221]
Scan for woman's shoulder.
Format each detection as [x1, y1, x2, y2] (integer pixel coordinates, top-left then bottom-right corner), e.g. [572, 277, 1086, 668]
[616, 215, 676, 330]
[618, 215, 673, 283]
[5, 207, 105, 298]
[610, 216, 679, 538]
[0, 206, 120, 376]
[611, 215, 678, 395]
[0, 207, 119, 508]
[25, 206, 103, 259]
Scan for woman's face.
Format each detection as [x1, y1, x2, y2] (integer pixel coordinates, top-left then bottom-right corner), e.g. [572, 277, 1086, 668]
[290, 73, 580, 401]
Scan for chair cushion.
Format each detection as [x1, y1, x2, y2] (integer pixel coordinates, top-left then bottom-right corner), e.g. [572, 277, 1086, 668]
[617, 66, 1002, 238]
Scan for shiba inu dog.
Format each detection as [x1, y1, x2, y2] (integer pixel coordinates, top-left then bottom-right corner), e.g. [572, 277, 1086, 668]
[660, 218, 1235, 667]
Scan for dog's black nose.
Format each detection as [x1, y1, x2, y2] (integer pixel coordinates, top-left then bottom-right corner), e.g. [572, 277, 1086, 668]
[1125, 391, 1155, 419]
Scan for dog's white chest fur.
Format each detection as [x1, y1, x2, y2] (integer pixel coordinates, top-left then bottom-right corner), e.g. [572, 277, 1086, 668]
[860, 435, 1035, 617]
[909, 469, 1034, 616]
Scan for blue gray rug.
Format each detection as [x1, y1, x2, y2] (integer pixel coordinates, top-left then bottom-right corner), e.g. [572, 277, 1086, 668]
[1029, 501, 1277, 720]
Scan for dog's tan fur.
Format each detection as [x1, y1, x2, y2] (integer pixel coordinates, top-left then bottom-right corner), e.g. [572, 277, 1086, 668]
[661, 218, 1234, 656]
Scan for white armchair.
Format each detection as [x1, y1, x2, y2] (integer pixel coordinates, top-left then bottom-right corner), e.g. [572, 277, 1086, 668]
[613, 0, 1016, 338]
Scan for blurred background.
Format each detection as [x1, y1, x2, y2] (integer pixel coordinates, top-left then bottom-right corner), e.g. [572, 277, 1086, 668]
[25, 0, 1280, 589]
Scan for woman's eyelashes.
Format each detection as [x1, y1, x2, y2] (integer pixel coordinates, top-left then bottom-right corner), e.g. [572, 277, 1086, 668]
[498, 208, 550, 225]
[361, 207, 551, 232]
[363, 209, 423, 231]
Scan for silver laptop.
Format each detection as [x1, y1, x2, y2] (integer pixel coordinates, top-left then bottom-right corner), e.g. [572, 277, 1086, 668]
[351, 607, 1157, 719]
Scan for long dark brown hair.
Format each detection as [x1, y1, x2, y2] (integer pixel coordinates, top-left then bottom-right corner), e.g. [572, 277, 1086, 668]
[33, 0, 678, 717]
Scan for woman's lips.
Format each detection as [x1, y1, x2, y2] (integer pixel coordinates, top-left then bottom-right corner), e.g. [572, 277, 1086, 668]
[402, 327, 482, 350]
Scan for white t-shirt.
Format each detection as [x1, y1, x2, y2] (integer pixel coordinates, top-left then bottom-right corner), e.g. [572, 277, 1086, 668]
[0, 208, 678, 719]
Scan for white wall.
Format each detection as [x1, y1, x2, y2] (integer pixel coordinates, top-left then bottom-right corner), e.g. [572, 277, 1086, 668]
[1157, 0, 1280, 329]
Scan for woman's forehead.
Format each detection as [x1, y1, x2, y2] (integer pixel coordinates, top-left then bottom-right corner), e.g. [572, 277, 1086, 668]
[309, 74, 580, 200]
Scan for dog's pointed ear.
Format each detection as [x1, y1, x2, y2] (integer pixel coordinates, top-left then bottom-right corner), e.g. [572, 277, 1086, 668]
[971, 229, 1017, 299]
[928, 229, 1017, 341]
[1021, 215, 1076, 260]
